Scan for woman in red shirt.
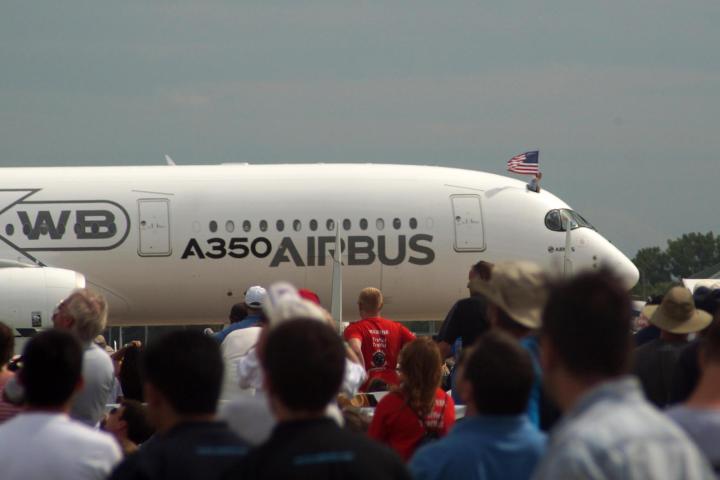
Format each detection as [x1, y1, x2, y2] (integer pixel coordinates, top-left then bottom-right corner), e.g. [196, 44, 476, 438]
[368, 337, 455, 461]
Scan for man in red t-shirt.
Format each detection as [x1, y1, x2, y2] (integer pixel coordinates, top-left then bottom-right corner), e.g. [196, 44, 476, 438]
[343, 287, 415, 391]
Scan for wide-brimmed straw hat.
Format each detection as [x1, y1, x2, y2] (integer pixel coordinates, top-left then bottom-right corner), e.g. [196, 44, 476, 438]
[469, 260, 549, 329]
[645, 286, 713, 334]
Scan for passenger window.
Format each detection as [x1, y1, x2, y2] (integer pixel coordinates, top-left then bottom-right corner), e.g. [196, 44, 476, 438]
[343, 219, 351, 231]
[310, 219, 318, 232]
[276, 220, 285, 232]
[225, 220, 235, 233]
[327, 219, 335, 231]
[376, 218, 385, 231]
[209, 221, 218, 233]
[360, 218, 368, 230]
[293, 220, 302, 232]
[243, 220, 251, 232]
[393, 218, 401, 230]
[259, 220, 268, 232]
[409, 217, 418, 230]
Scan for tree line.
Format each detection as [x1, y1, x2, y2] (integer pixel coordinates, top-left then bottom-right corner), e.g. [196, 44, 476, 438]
[632, 232, 720, 298]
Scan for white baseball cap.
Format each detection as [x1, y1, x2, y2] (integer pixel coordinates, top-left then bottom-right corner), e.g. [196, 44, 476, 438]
[244, 285, 267, 308]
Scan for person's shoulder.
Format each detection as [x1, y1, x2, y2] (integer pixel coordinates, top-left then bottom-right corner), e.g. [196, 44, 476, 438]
[451, 296, 487, 317]
[108, 448, 149, 480]
[533, 442, 596, 480]
[668, 404, 720, 430]
[677, 340, 701, 363]
[243, 424, 408, 479]
[343, 321, 366, 337]
[377, 390, 405, 407]
[226, 325, 261, 338]
[456, 296, 483, 307]
[84, 344, 114, 369]
[412, 433, 455, 461]
[337, 428, 408, 471]
[132, 423, 247, 464]
[86, 343, 113, 360]
[178, 421, 248, 444]
[434, 387, 451, 401]
[66, 419, 120, 448]
[395, 321, 415, 339]
[633, 338, 661, 356]
[560, 395, 683, 450]
[520, 422, 548, 451]
[665, 404, 687, 419]
[222, 327, 261, 348]
[410, 440, 449, 464]
[42, 418, 122, 467]
[373, 391, 406, 418]
[409, 433, 469, 480]
[383, 317, 411, 333]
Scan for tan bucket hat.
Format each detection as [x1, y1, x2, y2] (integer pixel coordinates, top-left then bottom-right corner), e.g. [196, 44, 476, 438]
[468, 261, 549, 329]
[645, 286, 713, 334]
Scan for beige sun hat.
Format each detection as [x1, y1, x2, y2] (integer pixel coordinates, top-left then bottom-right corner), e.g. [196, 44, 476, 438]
[645, 286, 713, 334]
[640, 302, 660, 319]
[468, 260, 549, 329]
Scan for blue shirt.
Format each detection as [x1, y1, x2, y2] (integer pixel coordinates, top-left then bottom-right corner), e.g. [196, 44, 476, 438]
[213, 314, 262, 343]
[409, 415, 546, 480]
[532, 376, 712, 480]
[520, 335, 542, 427]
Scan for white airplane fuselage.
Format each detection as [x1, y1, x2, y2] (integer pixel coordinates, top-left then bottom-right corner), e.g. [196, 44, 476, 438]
[0, 164, 639, 327]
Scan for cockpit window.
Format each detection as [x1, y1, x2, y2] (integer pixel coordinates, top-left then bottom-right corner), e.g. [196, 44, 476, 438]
[545, 210, 562, 231]
[545, 209, 596, 232]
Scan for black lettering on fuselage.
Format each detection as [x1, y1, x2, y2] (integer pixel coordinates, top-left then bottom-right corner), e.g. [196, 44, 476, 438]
[378, 235, 406, 266]
[18, 210, 70, 240]
[75, 210, 117, 239]
[179, 234, 435, 267]
[270, 237, 305, 267]
[181, 238, 206, 259]
[251, 237, 272, 258]
[408, 234, 435, 265]
[316, 236, 337, 267]
[347, 236, 375, 265]
[306, 237, 316, 266]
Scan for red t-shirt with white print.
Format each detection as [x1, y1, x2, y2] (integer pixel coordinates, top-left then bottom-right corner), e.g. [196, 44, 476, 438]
[343, 316, 415, 391]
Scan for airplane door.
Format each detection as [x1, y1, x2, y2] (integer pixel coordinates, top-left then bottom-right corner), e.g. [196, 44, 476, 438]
[451, 195, 485, 251]
[138, 199, 171, 256]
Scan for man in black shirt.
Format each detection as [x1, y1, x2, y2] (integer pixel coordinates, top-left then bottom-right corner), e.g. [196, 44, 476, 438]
[226, 318, 410, 480]
[633, 287, 712, 408]
[110, 331, 247, 480]
[436, 260, 493, 359]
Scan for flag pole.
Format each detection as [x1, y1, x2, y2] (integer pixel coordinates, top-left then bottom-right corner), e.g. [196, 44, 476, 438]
[330, 221, 343, 333]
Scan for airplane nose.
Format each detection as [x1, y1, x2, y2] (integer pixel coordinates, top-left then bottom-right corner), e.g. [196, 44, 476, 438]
[616, 257, 640, 290]
[583, 230, 639, 290]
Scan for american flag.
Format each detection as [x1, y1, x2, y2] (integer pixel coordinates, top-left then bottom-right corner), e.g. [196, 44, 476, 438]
[507, 151, 540, 175]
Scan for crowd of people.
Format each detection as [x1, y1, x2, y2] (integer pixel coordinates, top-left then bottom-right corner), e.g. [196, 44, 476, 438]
[0, 261, 719, 479]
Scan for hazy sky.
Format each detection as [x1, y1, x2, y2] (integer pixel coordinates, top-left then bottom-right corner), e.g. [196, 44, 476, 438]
[1, 1, 718, 257]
